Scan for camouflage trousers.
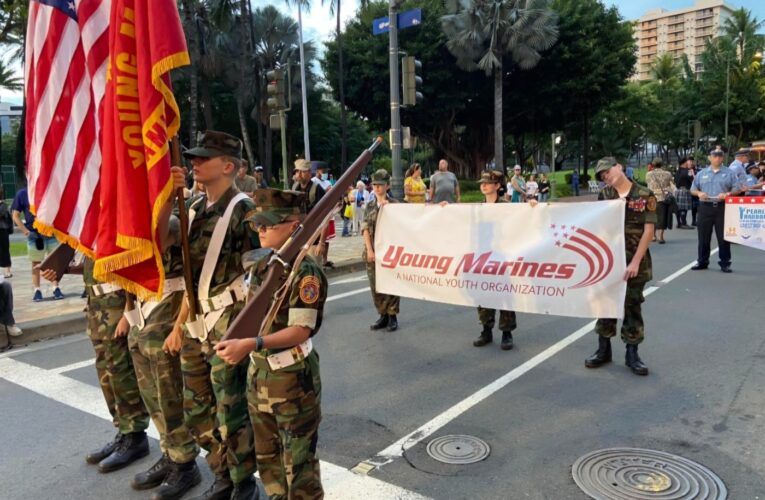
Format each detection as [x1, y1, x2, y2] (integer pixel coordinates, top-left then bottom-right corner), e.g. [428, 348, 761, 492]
[477, 307, 517, 332]
[180, 336, 256, 483]
[366, 261, 399, 315]
[87, 297, 149, 434]
[595, 280, 646, 345]
[247, 351, 323, 499]
[129, 292, 198, 464]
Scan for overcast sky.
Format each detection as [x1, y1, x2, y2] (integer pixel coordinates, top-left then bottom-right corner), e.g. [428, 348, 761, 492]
[2, 0, 764, 104]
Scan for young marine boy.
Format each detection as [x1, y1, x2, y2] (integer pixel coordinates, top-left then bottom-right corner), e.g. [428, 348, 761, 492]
[472, 170, 518, 350]
[585, 157, 655, 376]
[216, 188, 326, 499]
[127, 215, 201, 499]
[165, 131, 259, 500]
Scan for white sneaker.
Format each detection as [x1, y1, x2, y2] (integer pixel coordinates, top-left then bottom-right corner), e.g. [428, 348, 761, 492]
[6, 325, 22, 337]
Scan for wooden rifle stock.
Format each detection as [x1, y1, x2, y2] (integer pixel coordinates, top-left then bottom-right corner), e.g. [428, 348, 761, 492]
[223, 137, 383, 340]
[40, 244, 76, 281]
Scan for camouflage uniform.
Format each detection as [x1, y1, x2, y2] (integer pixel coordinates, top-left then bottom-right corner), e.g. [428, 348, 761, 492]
[245, 188, 326, 499]
[128, 241, 198, 464]
[477, 190, 517, 332]
[84, 258, 149, 433]
[362, 196, 400, 315]
[180, 185, 259, 484]
[595, 181, 657, 345]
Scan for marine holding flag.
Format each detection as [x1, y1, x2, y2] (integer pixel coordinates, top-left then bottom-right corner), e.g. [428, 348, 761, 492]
[94, 0, 190, 299]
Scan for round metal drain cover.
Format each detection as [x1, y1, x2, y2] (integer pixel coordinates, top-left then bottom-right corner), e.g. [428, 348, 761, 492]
[426, 435, 490, 465]
[572, 448, 727, 499]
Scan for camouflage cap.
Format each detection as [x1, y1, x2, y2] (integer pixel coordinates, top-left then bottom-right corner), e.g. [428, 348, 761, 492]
[595, 156, 618, 176]
[183, 130, 243, 159]
[294, 159, 311, 171]
[246, 188, 307, 226]
[479, 169, 505, 184]
[371, 169, 391, 185]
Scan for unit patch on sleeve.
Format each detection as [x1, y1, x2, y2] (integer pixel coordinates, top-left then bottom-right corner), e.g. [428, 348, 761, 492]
[298, 276, 321, 305]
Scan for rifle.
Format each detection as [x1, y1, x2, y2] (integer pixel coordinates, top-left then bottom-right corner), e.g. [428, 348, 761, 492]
[223, 137, 383, 340]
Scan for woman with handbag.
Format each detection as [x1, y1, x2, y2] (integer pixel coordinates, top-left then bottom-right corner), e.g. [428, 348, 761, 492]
[0, 187, 13, 278]
[645, 157, 676, 244]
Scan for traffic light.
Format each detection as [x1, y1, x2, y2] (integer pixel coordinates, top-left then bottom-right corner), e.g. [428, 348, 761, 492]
[266, 68, 285, 111]
[401, 56, 423, 107]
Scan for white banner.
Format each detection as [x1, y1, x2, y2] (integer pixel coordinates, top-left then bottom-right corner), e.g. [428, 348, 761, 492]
[375, 201, 627, 319]
[724, 196, 765, 250]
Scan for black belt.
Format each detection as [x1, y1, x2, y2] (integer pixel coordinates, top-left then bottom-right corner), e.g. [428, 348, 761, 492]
[700, 201, 725, 207]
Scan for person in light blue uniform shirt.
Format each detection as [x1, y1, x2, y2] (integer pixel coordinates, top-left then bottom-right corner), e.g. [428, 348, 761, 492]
[690, 149, 741, 273]
[727, 149, 749, 190]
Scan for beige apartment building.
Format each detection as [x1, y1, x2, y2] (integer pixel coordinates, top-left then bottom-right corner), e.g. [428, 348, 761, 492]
[633, 0, 736, 81]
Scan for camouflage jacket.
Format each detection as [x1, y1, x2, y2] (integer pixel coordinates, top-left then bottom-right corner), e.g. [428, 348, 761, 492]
[599, 181, 657, 282]
[83, 257, 126, 309]
[185, 186, 259, 297]
[361, 196, 398, 257]
[249, 254, 327, 356]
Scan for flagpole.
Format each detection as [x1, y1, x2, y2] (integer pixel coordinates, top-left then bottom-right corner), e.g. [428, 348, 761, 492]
[171, 137, 199, 322]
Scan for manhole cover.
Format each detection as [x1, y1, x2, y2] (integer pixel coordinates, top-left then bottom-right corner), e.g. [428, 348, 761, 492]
[426, 435, 490, 465]
[572, 448, 727, 499]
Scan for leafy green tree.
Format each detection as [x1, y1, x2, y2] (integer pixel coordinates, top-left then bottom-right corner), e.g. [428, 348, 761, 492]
[321, 0, 350, 169]
[441, 0, 559, 170]
[0, 58, 21, 91]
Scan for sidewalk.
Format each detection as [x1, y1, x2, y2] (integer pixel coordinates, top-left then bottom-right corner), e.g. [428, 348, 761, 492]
[5, 194, 598, 347]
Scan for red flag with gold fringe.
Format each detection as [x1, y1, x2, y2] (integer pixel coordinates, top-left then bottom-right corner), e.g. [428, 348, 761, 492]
[94, 0, 189, 299]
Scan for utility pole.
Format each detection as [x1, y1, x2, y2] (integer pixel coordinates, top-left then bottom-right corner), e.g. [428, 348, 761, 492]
[389, 0, 403, 199]
[724, 54, 730, 149]
[297, 5, 311, 161]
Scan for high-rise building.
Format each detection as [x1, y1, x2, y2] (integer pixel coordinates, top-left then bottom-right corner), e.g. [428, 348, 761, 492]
[632, 0, 736, 81]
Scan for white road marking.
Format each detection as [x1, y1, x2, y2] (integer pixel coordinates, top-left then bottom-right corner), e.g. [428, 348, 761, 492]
[326, 287, 370, 302]
[655, 248, 718, 286]
[329, 275, 368, 286]
[50, 358, 95, 374]
[0, 356, 429, 499]
[0, 333, 88, 359]
[363, 255, 710, 468]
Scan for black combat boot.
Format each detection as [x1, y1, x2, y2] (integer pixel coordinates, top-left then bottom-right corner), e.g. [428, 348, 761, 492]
[188, 476, 233, 500]
[473, 325, 493, 347]
[500, 331, 513, 351]
[386, 315, 399, 332]
[584, 336, 612, 368]
[86, 432, 122, 464]
[98, 431, 150, 473]
[370, 314, 389, 330]
[132, 454, 171, 490]
[625, 344, 649, 376]
[151, 460, 202, 500]
[230, 476, 259, 500]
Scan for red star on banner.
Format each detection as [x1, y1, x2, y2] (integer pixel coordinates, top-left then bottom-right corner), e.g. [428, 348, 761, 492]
[571, 226, 577, 231]
[550, 224, 556, 229]
[561, 225, 567, 229]
[563, 233, 569, 238]
[555, 241, 561, 246]
[554, 232, 559, 237]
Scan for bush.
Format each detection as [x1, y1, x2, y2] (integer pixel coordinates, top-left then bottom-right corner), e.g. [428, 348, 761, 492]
[459, 179, 480, 192]
[554, 183, 572, 198]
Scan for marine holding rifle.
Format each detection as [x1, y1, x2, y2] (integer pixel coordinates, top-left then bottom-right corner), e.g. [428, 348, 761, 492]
[164, 130, 259, 500]
[216, 188, 327, 499]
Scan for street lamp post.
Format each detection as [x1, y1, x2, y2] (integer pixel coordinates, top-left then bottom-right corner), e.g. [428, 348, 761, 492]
[724, 54, 730, 149]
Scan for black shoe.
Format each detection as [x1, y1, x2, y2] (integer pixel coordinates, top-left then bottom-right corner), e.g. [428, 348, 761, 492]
[370, 314, 389, 331]
[500, 331, 513, 351]
[230, 476, 259, 500]
[625, 344, 649, 376]
[473, 326, 493, 347]
[386, 315, 398, 332]
[98, 431, 149, 473]
[691, 264, 708, 271]
[132, 454, 171, 490]
[585, 336, 612, 368]
[187, 476, 233, 500]
[86, 432, 122, 464]
[721, 266, 732, 273]
[151, 460, 202, 500]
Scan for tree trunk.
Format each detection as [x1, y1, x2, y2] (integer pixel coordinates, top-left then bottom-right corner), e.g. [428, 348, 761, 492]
[493, 55, 503, 172]
[581, 108, 590, 178]
[337, 0, 348, 170]
[199, 78, 214, 129]
[237, 96, 255, 165]
[15, 100, 25, 186]
[265, 124, 273, 181]
[180, 0, 199, 146]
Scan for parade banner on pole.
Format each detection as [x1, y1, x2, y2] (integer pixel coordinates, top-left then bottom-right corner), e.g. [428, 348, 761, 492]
[375, 202, 627, 319]
[724, 196, 765, 251]
[94, 0, 189, 299]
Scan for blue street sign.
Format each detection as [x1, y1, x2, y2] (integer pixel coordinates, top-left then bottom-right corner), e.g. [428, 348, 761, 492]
[372, 8, 422, 36]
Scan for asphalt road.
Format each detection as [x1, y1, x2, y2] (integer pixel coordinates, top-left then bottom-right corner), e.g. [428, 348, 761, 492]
[1, 226, 764, 499]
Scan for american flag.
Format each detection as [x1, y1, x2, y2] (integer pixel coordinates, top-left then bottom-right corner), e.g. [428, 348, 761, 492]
[25, 0, 111, 254]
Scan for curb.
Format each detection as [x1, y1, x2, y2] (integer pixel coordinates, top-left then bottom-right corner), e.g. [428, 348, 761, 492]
[9, 259, 366, 348]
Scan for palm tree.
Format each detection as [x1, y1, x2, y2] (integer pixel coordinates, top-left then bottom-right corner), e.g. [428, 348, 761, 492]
[179, 0, 201, 146]
[442, 0, 558, 171]
[722, 8, 764, 60]
[322, 0, 349, 169]
[650, 53, 681, 83]
[0, 59, 21, 91]
[284, 0, 312, 160]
